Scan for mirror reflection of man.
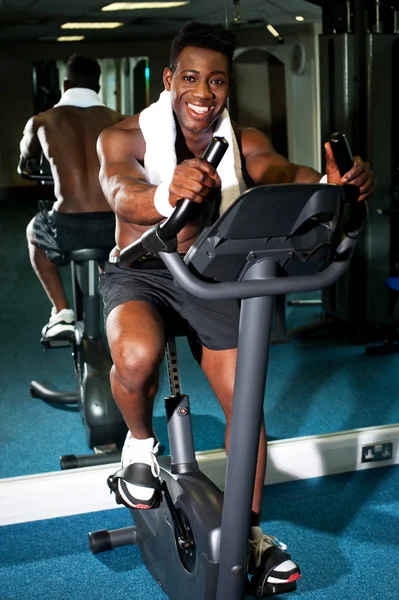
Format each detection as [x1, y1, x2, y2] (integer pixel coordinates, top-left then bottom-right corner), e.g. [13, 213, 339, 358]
[19, 54, 126, 340]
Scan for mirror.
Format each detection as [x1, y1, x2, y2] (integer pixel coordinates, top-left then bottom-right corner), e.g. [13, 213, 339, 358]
[1, 52, 151, 479]
[2, 0, 397, 488]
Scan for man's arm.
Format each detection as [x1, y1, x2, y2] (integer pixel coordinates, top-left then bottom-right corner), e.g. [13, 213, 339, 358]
[97, 123, 221, 226]
[242, 127, 376, 201]
[20, 116, 43, 162]
[242, 127, 321, 185]
[97, 126, 164, 226]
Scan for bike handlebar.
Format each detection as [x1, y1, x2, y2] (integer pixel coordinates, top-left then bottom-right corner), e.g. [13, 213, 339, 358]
[111, 131, 366, 300]
[17, 156, 53, 183]
[159, 247, 356, 300]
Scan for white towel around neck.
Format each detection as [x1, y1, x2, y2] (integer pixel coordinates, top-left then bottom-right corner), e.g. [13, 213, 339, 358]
[53, 87, 105, 108]
[139, 90, 246, 215]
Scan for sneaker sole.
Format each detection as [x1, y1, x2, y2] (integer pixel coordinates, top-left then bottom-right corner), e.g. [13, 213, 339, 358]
[42, 323, 75, 339]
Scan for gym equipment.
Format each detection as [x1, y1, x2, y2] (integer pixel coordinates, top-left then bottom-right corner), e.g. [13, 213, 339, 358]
[88, 136, 365, 599]
[18, 155, 53, 185]
[319, 26, 397, 338]
[18, 159, 126, 469]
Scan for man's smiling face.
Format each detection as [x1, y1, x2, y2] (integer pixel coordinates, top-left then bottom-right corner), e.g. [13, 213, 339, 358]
[164, 45, 231, 136]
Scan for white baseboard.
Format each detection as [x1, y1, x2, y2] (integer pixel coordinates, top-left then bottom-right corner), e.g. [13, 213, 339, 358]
[1, 423, 398, 526]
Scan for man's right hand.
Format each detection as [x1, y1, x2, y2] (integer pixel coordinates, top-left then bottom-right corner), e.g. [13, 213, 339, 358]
[168, 158, 221, 207]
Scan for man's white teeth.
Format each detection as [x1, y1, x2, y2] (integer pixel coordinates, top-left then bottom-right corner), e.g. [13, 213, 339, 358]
[188, 104, 210, 113]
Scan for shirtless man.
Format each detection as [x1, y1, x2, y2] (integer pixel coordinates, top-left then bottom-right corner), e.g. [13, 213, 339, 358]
[20, 54, 125, 339]
[97, 21, 376, 591]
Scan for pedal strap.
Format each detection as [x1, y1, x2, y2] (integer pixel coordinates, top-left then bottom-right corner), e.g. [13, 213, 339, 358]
[261, 546, 293, 580]
[250, 546, 300, 598]
[108, 463, 162, 492]
[107, 463, 162, 510]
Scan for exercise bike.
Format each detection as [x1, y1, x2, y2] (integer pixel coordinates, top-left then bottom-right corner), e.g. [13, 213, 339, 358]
[88, 136, 366, 599]
[18, 156, 127, 469]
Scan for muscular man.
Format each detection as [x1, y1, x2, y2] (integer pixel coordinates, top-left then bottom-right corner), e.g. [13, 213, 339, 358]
[97, 21, 376, 590]
[20, 54, 125, 339]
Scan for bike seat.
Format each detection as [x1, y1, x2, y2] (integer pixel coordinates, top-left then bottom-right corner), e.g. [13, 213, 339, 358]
[65, 248, 112, 262]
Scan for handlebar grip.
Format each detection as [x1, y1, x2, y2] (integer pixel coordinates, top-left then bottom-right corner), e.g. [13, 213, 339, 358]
[202, 135, 229, 165]
[329, 132, 367, 235]
[329, 132, 354, 177]
[159, 136, 228, 240]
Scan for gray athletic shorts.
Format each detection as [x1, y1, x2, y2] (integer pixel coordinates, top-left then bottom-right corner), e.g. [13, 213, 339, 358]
[99, 258, 240, 351]
[32, 201, 116, 267]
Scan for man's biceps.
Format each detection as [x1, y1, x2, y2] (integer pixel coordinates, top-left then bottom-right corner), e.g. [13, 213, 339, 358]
[100, 143, 139, 171]
[245, 152, 273, 175]
[106, 162, 148, 183]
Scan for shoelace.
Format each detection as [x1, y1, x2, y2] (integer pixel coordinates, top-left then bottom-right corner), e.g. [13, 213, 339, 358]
[250, 534, 288, 567]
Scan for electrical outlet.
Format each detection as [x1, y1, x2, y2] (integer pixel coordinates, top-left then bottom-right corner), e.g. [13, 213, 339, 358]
[361, 441, 393, 463]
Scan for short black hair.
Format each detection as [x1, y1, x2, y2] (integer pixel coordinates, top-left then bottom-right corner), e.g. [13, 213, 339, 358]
[65, 54, 101, 91]
[169, 20, 237, 74]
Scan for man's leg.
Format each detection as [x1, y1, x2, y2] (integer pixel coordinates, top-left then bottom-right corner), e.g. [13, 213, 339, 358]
[27, 218, 69, 312]
[106, 300, 166, 508]
[27, 217, 75, 338]
[199, 346, 266, 522]
[200, 346, 300, 586]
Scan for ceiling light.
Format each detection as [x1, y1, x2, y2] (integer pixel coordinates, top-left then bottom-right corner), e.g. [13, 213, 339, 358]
[57, 36, 85, 42]
[101, 2, 190, 10]
[61, 22, 124, 29]
[266, 23, 280, 38]
[246, 18, 284, 44]
[295, 16, 305, 22]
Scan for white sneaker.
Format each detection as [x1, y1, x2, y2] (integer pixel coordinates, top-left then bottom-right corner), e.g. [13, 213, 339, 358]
[41, 307, 75, 339]
[117, 432, 161, 509]
[249, 526, 300, 586]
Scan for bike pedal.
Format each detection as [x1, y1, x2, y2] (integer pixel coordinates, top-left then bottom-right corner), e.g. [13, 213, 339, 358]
[41, 334, 74, 350]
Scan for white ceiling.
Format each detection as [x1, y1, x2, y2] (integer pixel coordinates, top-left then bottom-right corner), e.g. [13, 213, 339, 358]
[0, 0, 323, 43]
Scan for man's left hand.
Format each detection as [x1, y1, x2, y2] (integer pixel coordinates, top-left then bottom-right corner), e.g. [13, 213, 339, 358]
[324, 141, 377, 202]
